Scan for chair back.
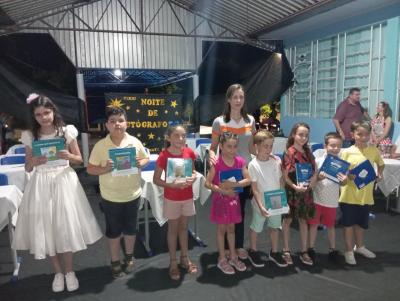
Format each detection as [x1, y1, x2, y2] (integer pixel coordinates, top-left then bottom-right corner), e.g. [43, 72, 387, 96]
[0, 155, 25, 165]
[311, 143, 324, 153]
[14, 146, 26, 154]
[142, 160, 156, 171]
[196, 138, 212, 148]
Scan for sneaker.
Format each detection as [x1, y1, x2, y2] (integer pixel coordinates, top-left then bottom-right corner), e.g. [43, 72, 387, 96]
[344, 251, 357, 265]
[328, 249, 340, 264]
[65, 272, 79, 292]
[308, 247, 316, 263]
[269, 251, 288, 267]
[229, 257, 247, 272]
[247, 249, 265, 268]
[282, 250, 293, 265]
[217, 258, 235, 275]
[300, 252, 313, 266]
[237, 248, 248, 260]
[111, 262, 125, 279]
[354, 246, 376, 259]
[52, 273, 65, 293]
[123, 258, 135, 274]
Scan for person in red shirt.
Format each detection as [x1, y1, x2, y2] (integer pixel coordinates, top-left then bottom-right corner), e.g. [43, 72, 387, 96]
[153, 124, 197, 281]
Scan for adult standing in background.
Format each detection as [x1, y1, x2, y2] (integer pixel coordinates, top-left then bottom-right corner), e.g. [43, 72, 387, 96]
[208, 83, 257, 260]
[370, 101, 392, 146]
[332, 88, 364, 148]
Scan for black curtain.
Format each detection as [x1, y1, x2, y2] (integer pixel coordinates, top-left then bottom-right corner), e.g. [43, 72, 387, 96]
[194, 41, 293, 126]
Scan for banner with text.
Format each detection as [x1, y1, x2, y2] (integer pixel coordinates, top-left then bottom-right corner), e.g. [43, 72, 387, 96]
[105, 93, 183, 153]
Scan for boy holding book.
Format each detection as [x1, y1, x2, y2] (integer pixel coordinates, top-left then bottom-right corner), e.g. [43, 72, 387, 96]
[247, 130, 288, 268]
[87, 107, 149, 278]
[339, 121, 384, 265]
[308, 132, 348, 264]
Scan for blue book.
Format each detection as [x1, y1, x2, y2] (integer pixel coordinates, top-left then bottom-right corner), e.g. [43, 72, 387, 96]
[349, 159, 376, 189]
[32, 138, 68, 166]
[295, 163, 313, 186]
[264, 189, 289, 216]
[319, 154, 350, 184]
[166, 158, 193, 183]
[219, 169, 243, 193]
[109, 147, 137, 176]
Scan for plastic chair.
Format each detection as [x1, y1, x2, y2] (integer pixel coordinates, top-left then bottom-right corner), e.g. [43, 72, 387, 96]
[311, 143, 324, 153]
[196, 138, 211, 148]
[0, 155, 25, 165]
[14, 146, 26, 154]
[0, 173, 8, 185]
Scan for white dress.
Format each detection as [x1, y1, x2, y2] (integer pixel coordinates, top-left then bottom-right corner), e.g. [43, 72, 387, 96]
[12, 125, 102, 260]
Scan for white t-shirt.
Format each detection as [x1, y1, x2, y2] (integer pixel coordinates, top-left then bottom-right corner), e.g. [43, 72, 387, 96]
[248, 156, 282, 196]
[313, 154, 340, 208]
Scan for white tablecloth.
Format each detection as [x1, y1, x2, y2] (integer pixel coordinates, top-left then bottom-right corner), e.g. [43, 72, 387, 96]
[140, 171, 211, 226]
[0, 185, 23, 231]
[377, 158, 400, 197]
[0, 164, 26, 192]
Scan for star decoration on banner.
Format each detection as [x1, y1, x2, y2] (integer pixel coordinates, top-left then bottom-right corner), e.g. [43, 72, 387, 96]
[136, 109, 141, 113]
[165, 110, 169, 114]
[107, 98, 124, 108]
[137, 133, 141, 137]
[148, 133, 155, 139]
[157, 137, 161, 141]
[170, 100, 177, 108]
[175, 111, 179, 116]
[126, 106, 130, 110]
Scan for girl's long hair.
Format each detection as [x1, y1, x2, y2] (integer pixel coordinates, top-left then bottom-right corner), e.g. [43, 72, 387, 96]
[164, 124, 186, 149]
[286, 122, 312, 158]
[375, 101, 391, 119]
[29, 94, 65, 140]
[222, 84, 250, 123]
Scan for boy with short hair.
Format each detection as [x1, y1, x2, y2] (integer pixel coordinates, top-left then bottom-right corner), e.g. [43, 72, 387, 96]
[308, 132, 347, 264]
[247, 130, 288, 268]
[87, 107, 149, 278]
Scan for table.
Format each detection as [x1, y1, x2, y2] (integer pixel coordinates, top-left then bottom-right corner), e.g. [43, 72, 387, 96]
[0, 164, 26, 192]
[0, 185, 23, 281]
[139, 171, 211, 255]
[377, 158, 400, 212]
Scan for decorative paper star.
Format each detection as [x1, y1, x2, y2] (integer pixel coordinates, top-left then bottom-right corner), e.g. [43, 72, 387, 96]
[170, 100, 177, 108]
[148, 133, 155, 139]
[136, 109, 141, 113]
[137, 133, 141, 137]
[126, 106, 130, 110]
[165, 110, 169, 114]
[107, 98, 124, 108]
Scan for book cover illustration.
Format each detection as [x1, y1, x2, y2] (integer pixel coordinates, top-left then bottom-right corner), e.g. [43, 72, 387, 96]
[349, 159, 376, 189]
[264, 189, 289, 216]
[109, 147, 137, 176]
[219, 169, 244, 193]
[166, 158, 192, 183]
[32, 138, 68, 166]
[295, 163, 313, 186]
[319, 154, 350, 184]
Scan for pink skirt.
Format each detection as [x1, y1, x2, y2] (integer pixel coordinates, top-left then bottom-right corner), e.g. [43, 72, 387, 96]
[210, 194, 242, 224]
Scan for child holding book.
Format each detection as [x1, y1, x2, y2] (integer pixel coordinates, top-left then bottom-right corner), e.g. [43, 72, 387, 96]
[153, 124, 198, 281]
[339, 121, 384, 265]
[87, 107, 149, 278]
[308, 132, 347, 264]
[13, 93, 102, 293]
[282, 123, 318, 266]
[205, 132, 250, 274]
[247, 130, 288, 268]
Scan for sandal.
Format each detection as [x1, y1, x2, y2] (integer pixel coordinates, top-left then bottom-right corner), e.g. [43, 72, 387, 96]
[169, 259, 180, 281]
[179, 256, 198, 274]
[300, 251, 313, 266]
[282, 250, 294, 265]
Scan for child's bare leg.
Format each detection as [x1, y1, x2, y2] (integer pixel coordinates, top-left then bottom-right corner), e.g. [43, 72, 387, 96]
[343, 226, 354, 252]
[354, 225, 364, 248]
[62, 252, 73, 273]
[282, 217, 292, 251]
[298, 218, 309, 252]
[249, 228, 258, 251]
[270, 228, 279, 253]
[109, 237, 121, 262]
[217, 224, 227, 261]
[178, 216, 189, 258]
[327, 227, 336, 249]
[50, 254, 63, 274]
[227, 224, 237, 259]
[309, 224, 318, 249]
[123, 235, 136, 257]
[167, 219, 179, 264]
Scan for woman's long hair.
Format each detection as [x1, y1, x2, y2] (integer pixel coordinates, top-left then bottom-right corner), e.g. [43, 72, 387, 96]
[28, 94, 65, 140]
[286, 122, 312, 159]
[375, 101, 391, 119]
[222, 84, 250, 123]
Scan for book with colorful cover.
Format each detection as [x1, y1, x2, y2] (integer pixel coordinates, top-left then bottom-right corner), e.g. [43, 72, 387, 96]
[166, 158, 192, 183]
[319, 154, 350, 184]
[109, 147, 137, 176]
[32, 138, 68, 166]
[219, 169, 243, 193]
[295, 163, 313, 186]
[349, 159, 376, 189]
[264, 189, 289, 216]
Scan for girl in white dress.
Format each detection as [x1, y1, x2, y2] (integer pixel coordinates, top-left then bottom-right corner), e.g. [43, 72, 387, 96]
[12, 93, 102, 293]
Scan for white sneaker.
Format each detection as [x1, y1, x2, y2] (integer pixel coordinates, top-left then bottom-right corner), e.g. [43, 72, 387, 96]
[344, 251, 357, 265]
[52, 273, 64, 292]
[65, 271, 79, 292]
[354, 246, 376, 259]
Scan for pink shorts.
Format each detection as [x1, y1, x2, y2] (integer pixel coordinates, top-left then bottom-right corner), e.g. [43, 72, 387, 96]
[308, 203, 336, 227]
[163, 198, 195, 220]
